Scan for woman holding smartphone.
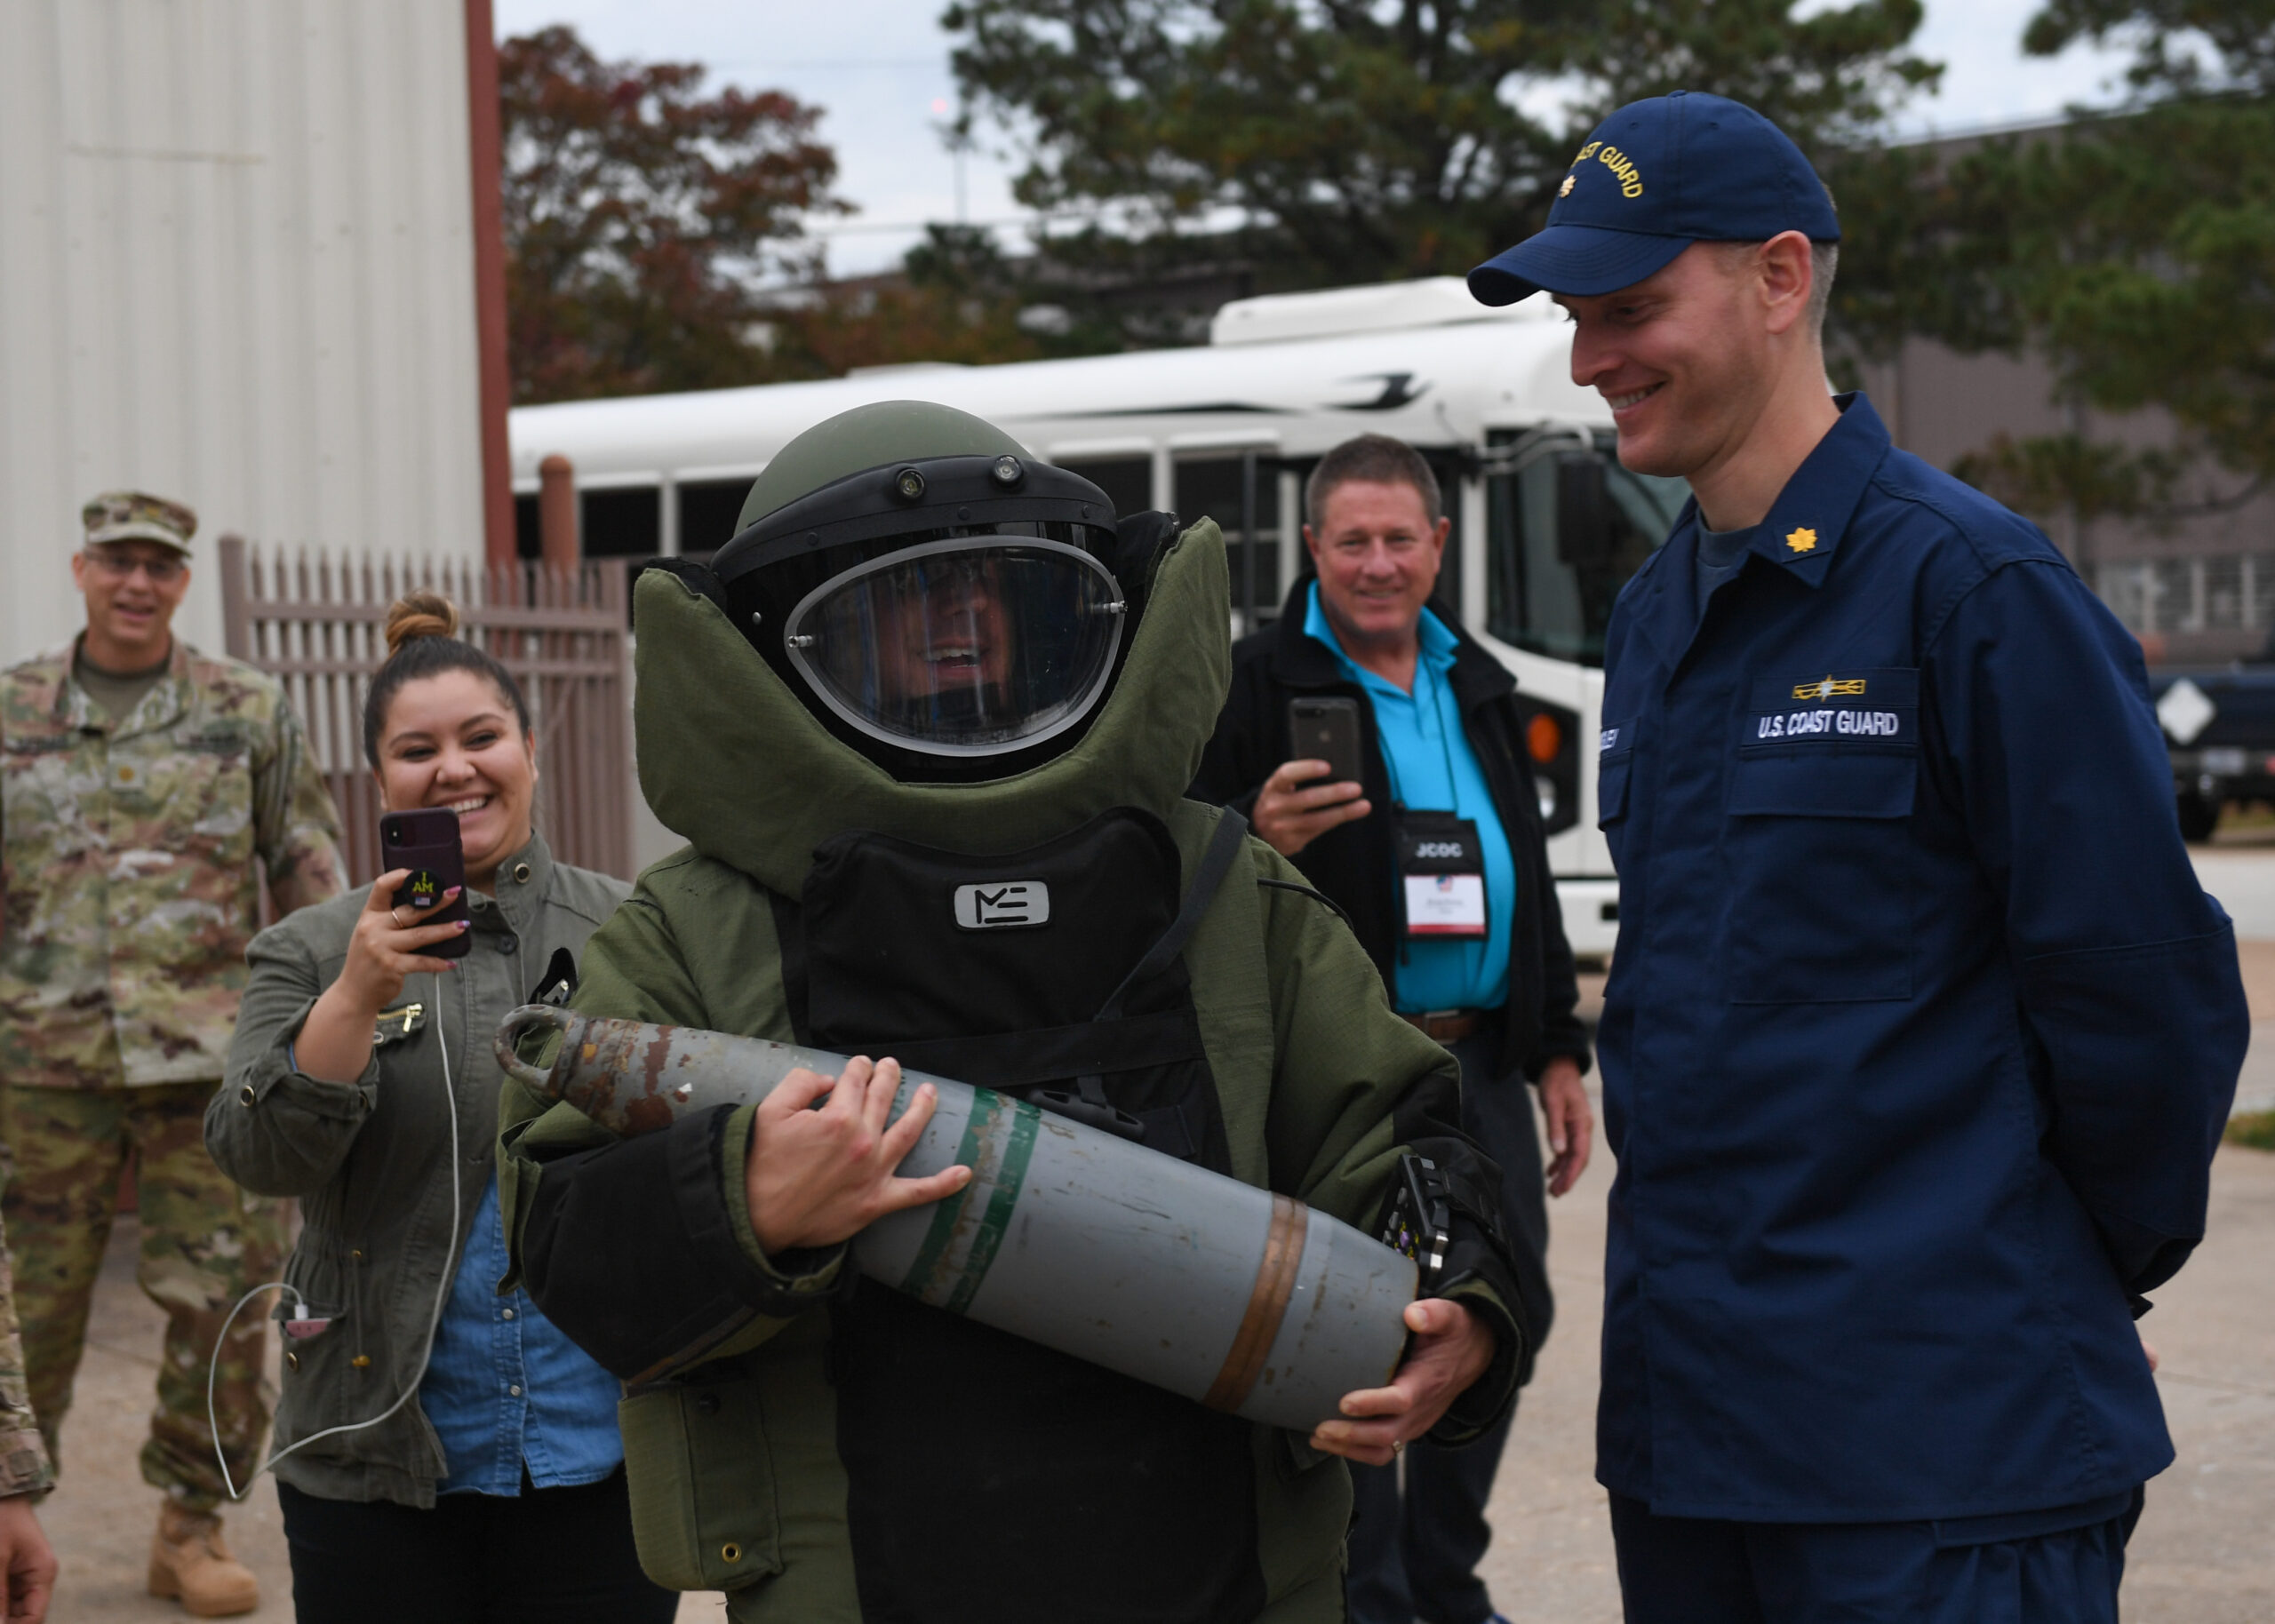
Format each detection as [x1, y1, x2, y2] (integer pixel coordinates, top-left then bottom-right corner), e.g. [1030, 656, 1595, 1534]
[208, 593, 668, 1623]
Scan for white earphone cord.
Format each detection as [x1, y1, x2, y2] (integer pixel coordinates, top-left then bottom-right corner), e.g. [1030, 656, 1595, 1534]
[210, 968, 462, 1501]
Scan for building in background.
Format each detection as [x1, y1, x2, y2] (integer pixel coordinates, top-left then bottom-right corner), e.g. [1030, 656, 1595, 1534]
[0, 0, 515, 665]
[1861, 338, 2275, 667]
[1844, 117, 2274, 669]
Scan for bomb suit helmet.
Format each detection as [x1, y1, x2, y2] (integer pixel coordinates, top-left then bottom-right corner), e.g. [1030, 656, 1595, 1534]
[712, 402, 1138, 784]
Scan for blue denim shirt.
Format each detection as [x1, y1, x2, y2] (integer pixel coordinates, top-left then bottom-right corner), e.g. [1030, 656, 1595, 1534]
[419, 1175, 624, 1496]
[1305, 582, 1516, 1013]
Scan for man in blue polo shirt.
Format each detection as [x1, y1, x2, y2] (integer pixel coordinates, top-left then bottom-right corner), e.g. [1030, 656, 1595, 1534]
[1465, 92, 2249, 1620]
[1194, 434, 1592, 1624]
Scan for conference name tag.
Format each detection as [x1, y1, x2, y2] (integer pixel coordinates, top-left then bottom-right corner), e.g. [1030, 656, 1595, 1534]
[1395, 809, 1489, 940]
[1404, 872, 1489, 937]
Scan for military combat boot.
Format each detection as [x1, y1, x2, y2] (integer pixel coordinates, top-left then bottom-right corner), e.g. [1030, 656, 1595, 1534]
[148, 1502, 259, 1617]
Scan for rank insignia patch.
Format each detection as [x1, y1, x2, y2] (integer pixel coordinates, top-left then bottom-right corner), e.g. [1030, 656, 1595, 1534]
[1786, 527, 1818, 553]
[1792, 675, 1868, 701]
[1559, 174, 1577, 197]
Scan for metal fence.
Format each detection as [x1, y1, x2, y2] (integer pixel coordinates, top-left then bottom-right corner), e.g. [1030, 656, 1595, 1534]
[217, 536, 635, 885]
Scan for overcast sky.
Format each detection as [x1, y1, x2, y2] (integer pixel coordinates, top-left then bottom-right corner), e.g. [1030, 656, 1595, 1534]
[491, 0, 2145, 280]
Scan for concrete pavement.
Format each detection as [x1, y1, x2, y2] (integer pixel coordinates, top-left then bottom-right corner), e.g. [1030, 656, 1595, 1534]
[2191, 852, 2275, 941]
[35, 1225, 290, 1623]
[2225, 942, 2275, 1117]
[2182, 842, 2275, 1111]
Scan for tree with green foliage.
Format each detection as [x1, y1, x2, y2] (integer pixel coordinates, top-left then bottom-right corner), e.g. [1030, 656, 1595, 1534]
[943, 0, 1941, 341]
[766, 226, 1080, 375]
[1901, 5, 2275, 521]
[2024, 0, 2275, 95]
[1561, 0, 1941, 142]
[944, 0, 1578, 291]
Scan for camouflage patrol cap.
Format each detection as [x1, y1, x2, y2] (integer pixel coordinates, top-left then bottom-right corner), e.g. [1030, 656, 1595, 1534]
[82, 490, 196, 555]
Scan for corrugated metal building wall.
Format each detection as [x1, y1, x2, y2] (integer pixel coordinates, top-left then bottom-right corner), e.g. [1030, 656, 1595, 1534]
[0, 0, 486, 665]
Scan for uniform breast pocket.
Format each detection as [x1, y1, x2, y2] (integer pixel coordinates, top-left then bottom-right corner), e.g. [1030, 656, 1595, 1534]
[1725, 670, 1920, 1004]
[164, 731, 255, 861]
[3, 741, 92, 857]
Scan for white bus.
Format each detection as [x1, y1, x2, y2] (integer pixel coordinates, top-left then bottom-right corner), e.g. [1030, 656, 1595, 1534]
[508, 276, 1684, 959]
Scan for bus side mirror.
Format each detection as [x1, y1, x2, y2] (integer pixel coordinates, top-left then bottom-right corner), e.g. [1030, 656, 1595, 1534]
[1555, 453, 1615, 568]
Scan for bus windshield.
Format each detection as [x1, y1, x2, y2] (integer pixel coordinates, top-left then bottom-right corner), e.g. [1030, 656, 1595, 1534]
[1486, 433, 1686, 666]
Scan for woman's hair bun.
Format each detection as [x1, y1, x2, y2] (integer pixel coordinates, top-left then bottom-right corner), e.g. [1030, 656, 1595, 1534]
[362, 588, 529, 769]
[383, 590, 460, 658]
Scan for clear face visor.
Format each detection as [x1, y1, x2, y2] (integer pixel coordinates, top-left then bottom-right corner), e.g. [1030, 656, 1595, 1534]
[783, 536, 1127, 758]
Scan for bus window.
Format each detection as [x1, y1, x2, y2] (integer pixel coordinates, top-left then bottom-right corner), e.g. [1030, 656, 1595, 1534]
[677, 478, 754, 558]
[581, 487, 661, 559]
[517, 487, 665, 562]
[1175, 454, 1282, 633]
[1056, 458, 1152, 522]
[1486, 436, 1683, 665]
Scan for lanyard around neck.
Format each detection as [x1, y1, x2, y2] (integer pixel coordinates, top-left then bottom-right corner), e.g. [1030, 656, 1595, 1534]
[1376, 647, 1462, 814]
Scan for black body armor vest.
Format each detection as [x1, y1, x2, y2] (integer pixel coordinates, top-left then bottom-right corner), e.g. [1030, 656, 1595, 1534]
[772, 807, 1266, 1624]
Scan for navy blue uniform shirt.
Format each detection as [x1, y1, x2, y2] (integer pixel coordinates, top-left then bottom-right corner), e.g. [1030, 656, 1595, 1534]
[1595, 394, 2247, 1523]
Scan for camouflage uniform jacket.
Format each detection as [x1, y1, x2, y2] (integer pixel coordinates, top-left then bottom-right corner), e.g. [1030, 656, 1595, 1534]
[1, 639, 345, 1089]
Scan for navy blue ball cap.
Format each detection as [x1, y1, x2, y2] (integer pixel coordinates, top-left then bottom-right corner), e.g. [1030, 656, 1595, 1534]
[1469, 91, 1840, 306]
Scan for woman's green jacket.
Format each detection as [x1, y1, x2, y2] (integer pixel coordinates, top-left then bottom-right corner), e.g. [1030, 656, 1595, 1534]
[205, 832, 628, 1508]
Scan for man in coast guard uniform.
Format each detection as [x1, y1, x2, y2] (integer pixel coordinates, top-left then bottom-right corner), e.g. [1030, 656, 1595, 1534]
[1469, 92, 2248, 1620]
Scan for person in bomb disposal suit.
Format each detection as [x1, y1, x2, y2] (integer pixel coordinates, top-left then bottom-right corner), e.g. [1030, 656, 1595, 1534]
[492, 401, 1532, 1624]
[1193, 433, 1592, 1624]
[1466, 92, 2248, 1620]
[0, 492, 346, 1617]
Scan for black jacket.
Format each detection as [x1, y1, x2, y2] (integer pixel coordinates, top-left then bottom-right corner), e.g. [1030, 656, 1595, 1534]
[1192, 577, 1591, 1088]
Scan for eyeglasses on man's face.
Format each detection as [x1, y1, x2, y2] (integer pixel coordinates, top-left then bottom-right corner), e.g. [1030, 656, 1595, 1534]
[83, 547, 187, 585]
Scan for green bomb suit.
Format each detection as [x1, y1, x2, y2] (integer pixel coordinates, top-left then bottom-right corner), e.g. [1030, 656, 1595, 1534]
[495, 522, 1526, 1623]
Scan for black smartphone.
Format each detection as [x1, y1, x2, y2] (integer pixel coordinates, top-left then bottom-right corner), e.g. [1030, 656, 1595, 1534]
[379, 808, 472, 959]
[1289, 696, 1366, 790]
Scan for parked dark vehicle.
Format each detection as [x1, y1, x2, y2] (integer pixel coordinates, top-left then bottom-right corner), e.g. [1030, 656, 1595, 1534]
[2149, 665, 2275, 840]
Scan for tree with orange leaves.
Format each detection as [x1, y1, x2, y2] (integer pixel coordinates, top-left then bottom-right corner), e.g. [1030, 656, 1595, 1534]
[500, 25, 846, 403]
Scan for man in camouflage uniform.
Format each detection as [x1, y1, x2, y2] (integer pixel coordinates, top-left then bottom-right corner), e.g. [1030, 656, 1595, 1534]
[0, 492, 344, 1618]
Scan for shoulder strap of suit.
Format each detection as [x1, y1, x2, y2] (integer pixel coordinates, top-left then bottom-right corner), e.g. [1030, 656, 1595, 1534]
[1032, 806, 1252, 1143]
[1093, 807, 1250, 1022]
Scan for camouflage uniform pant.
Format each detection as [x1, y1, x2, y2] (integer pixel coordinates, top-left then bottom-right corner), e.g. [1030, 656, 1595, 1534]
[0, 1081, 281, 1511]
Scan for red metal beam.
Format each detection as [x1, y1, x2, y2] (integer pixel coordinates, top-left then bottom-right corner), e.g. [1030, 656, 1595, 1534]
[464, 0, 516, 568]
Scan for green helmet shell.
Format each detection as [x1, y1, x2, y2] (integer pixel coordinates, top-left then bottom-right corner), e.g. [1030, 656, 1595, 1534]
[714, 398, 1131, 786]
[735, 401, 1033, 533]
